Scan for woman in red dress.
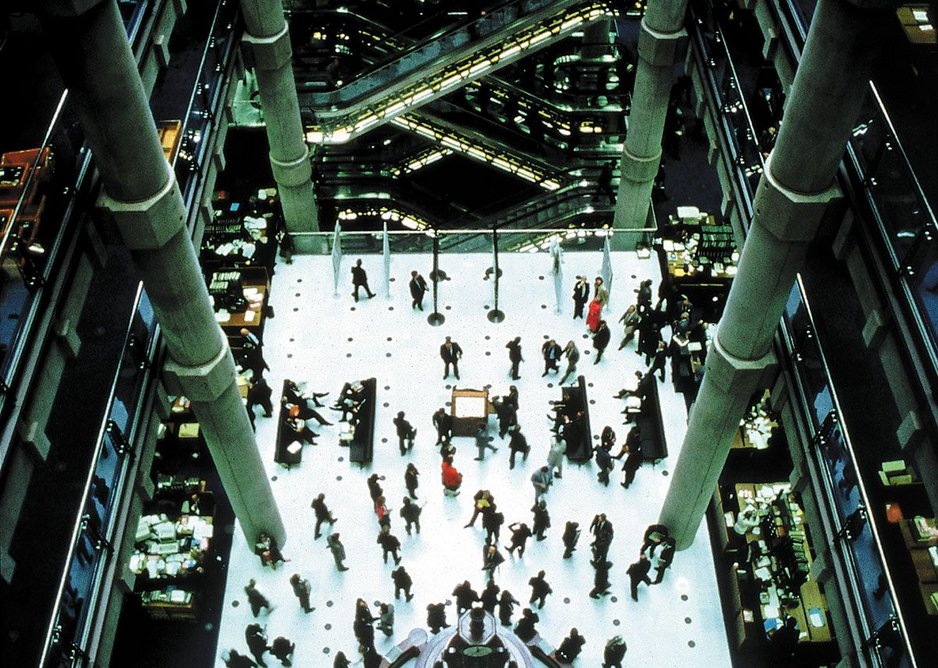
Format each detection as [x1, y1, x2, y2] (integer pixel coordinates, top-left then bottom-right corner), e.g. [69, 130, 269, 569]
[586, 276, 609, 332]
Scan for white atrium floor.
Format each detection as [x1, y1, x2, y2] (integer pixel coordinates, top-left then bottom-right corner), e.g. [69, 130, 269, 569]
[215, 250, 732, 666]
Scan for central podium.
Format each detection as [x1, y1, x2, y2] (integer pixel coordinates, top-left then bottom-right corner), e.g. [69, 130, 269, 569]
[450, 388, 493, 437]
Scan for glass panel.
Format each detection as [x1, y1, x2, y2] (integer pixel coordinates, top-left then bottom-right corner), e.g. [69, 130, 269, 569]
[45, 530, 99, 668]
[904, 228, 938, 351]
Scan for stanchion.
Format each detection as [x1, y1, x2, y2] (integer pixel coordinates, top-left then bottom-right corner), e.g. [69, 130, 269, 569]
[427, 232, 445, 326]
[487, 228, 504, 323]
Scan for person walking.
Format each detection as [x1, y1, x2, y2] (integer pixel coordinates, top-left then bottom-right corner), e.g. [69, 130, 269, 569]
[530, 466, 551, 502]
[404, 463, 420, 499]
[393, 411, 416, 455]
[531, 499, 551, 540]
[464, 489, 494, 528]
[269, 636, 295, 667]
[481, 544, 505, 582]
[289, 573, 313, 613]
[310, 493, 337, 540]
[426, 602, 448, 633]
[572, 276, 590, 319]
[528, 570, 553, 608]
[441, 455, 463, 496]
[440, 336, 463, 380]
[546, 435, 566, 481]
[590, 514, 614, 564]
[592, 319, 611, 363]
[245, 623, 270, 667]
[244, 579, 272, 617]
[506, 522, 532, 558]
[391, 565, 414, 601]
[586, 276, 609, 332]
[399, 496, 422, 535]
[351, 258, 375, 301]
[506, 336, 524, 380]
[556, 628, 586, 662]
[246, 376, 274, 418]
[562, 521, 580, 558]
[452, 580, 480, 614]
[590, 559, 613, 598]
[432, 407, 454, 447]
[497, 590, 520, 626]
[376, 525, 402, 565]
[483, 508, 505, 544]
[409, 270, 428, 310]
[618, 304, 641, 349]
[507, 424, 530, 470]
[326, 533, 349, 571]
[514, 608, 540, 642]
[648, 339, 669, 382]
[376, 602, 395, 637]
[558, 340, 580, 385]
[627, 554, 653, 601]
[480, 580, 500, 614]
[603, 636, 628, 668]
[474, 425, 498, 461]
[541, 339, 562, 376]
[653, 536, 677, 584]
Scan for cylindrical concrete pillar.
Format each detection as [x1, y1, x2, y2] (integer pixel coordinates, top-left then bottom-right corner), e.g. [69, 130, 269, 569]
[659, 0, 892, 550]
[612, 0, 689, 234]
[240, 0, 319, 244]
[40, 0, 285, 547]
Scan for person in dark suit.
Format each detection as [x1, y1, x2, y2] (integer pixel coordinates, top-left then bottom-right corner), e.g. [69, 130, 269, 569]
[572, 276, 590, 319]
[247, 377, 274, 418]
[507, 424, 529, 469]
[392, 566, 414, 601]
[497, 590, 520, 626]
[556, 628, 586, 662]
[440, 336, 463, 379]
[409, 270, 428, 310]
[653, 536, 676, 583]
[541, 339, 562, 376]
[245, 623, 269, 667]
[648, 340, 669, 382]
[351, 259, 375, 301]
[506, 336, 524, 379]
[528, 570, 552, 607]
[627, 554, 652, 601]
[393, 411, 416, 455]
[310, 493, 337, 540]
[593, 319, 611, 364]
[432, 407, 453, 447]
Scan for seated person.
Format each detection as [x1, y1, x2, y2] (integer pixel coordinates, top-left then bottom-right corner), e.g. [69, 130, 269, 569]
[282, 414, 318, 446]
[255, 531, 286, 569]
[332, 381, 367, 423]
[284, 400, 333, 426]
[283, 378, 329, 407]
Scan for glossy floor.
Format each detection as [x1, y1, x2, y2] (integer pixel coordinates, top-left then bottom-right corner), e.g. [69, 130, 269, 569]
[215, 249, 731, 666]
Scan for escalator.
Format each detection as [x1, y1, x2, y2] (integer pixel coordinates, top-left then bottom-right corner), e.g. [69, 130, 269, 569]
[299, 0, 616, 143]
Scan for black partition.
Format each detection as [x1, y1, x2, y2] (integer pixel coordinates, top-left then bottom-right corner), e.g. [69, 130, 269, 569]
[349, 377, 377, 465]
[274, 380, 303, 467]
[561, 376, 593, 463]
[635, 376, 668, 463]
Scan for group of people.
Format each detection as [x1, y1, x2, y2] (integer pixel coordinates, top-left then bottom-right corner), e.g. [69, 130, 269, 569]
[225, 264, 692, 666]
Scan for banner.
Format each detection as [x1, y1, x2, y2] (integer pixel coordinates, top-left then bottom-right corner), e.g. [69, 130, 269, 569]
[331, 221, 342, 298]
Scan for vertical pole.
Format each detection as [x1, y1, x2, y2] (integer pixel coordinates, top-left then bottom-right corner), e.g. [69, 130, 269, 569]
[240, 0, 320, 248]
[428, 233, 445, 326]
[39, 0, 285, 546]
[612, 0, 690, 237]
[488, 229, 504, 323]
[659, 0, 892, 550]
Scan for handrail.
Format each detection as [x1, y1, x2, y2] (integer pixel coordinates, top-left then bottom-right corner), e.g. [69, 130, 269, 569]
[787, 275, 917, 665]
[38, 282, 150, 667]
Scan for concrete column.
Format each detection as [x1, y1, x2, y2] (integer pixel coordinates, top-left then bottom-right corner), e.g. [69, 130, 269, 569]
[39, 0, 285, 547]
[612, 0, 689, 234]
[659, 0, 892, 550]
[240, 0, 319, 245]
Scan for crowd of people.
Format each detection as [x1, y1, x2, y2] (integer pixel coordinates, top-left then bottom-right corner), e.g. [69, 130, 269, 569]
[223, 265, 703, 667]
